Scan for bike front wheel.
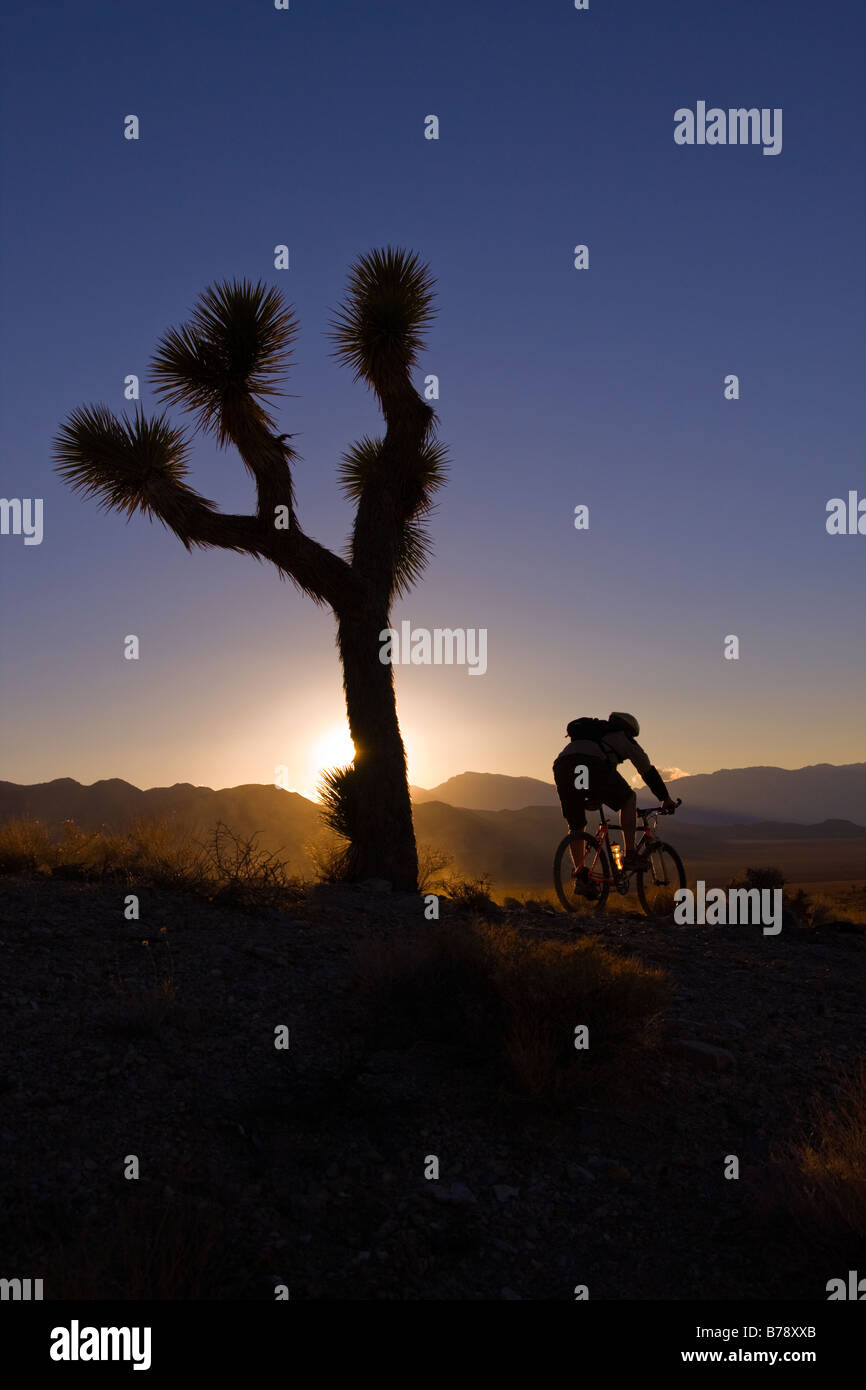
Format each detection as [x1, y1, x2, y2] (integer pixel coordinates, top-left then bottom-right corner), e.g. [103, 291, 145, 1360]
[553, 833, 611, 914]
[636, 841, 686, 918]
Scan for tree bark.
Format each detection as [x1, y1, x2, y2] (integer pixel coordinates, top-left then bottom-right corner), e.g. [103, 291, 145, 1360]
[337, 604, 418, 891]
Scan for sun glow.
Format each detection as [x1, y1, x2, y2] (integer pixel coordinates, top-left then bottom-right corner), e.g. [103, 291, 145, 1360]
[311, 722, 356, 783]
[297, 720, 421, 802]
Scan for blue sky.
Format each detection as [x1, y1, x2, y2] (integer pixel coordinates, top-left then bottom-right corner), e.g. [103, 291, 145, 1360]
[1, 0, 864, 795]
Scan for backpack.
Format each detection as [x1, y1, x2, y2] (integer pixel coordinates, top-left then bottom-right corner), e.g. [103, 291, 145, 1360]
[566, 716, 611, 746]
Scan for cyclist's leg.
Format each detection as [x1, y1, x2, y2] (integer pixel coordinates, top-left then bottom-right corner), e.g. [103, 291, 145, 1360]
[554, 757, 589, 871]
[620, 791, 637, 859]
[569, 804, 587, 871]
[596, 769, 637, 861]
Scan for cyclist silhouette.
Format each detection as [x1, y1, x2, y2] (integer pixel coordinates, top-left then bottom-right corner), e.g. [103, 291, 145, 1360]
[553, 712, 677, 896]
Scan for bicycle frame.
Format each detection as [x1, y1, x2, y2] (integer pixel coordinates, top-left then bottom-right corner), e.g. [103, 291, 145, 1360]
[582, 807, 660, 886]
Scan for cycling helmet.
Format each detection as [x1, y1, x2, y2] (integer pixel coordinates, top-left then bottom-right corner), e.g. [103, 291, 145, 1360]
[609, 711, 640, 738]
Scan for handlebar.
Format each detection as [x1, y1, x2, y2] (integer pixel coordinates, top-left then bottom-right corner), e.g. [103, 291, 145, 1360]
[637, 797, 681, 818]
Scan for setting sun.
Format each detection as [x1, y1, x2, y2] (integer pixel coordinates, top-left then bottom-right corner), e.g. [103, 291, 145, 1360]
[311, 722, 356, 782]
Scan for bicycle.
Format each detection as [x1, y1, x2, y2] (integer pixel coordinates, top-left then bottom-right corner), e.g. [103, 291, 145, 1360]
[553, 797, 686, 917]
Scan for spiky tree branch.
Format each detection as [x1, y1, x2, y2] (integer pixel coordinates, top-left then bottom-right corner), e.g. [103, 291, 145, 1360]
[55, 282, 362, 609]
[330, 249, 446, 602]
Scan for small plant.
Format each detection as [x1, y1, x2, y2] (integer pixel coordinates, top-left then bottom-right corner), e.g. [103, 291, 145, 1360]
[445, 873, 496, 913]
[737, 866, 786, 891]
[784, 886, 813, 924]
[0, 817, 55, 874]
[303, 829, 355, 884]
[775, 1058, 866, 1247]
[416, 842, 453, 893]
[199, 822, 304, 911]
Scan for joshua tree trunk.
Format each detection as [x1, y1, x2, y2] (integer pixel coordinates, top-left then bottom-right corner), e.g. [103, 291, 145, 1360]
[337, 606, 418, 890]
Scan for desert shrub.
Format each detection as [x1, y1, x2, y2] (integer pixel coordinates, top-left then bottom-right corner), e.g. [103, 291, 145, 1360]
[304, 830, 355, 883]
[806, 896, 842, 926]
[444, 873, 497, 914]
[0, 817, 56, 873]
[0, 816, 199, 883]
[0, 814, 304, 913]
[59, 819, 202, 885]
[199, 822, 304, 910]
[783, 886, 813, 924]
[775, 1059, 866, 1249]
[417, 842, 453, 893]
[735, 866, 786, 891]
[840, 885, 866, 922]
[354, 917, 670, 1106]
[774, 885, 859, 929]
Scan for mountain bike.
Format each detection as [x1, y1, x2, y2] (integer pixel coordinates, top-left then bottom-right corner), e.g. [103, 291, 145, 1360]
[553, 797, 686, 917]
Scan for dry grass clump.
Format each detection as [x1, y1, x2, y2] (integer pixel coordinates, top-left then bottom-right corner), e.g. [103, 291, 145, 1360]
[0, 815, 304, 913]
[355, 916, 670, 1106]
[775, 1059, 866, 1248]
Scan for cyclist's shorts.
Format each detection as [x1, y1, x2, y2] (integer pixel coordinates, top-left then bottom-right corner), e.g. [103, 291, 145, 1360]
[553, 754, 633, 831]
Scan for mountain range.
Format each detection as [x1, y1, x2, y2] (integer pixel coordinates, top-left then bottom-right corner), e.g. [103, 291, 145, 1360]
[411, 763, 866, 825]
[1, 762, 864, 888]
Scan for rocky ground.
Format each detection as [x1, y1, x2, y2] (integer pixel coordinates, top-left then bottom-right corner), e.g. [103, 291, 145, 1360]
[1, 873, 864, 1301]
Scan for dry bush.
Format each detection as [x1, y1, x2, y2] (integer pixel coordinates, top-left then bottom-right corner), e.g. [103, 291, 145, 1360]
[417, 841, 453, 893]
[354, 917, 669, 1106]
[0, 815, 201, 885]
[198, 821, 304, 911]
[775, 1059, 866, 1248]
[0, 815, 305, 915]
[444, 873, 497, 913]
[0, 817, 56, 873]
[303, 829, 355, 883]
[730, 866, 786, 891]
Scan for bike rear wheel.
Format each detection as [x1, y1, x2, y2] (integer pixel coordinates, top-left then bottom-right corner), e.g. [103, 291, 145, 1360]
[636, 841, 686, 918]
[553, 833, 611, 914]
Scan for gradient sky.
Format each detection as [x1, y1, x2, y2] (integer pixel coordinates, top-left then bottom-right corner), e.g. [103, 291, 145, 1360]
[1, 0, 864, 798]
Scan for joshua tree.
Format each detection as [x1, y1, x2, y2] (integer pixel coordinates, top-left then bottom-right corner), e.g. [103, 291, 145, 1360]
[53, 248, 446, 891]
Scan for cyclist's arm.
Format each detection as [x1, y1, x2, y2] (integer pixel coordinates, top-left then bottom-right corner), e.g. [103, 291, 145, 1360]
[608, 732, 670, 801]
[642, 765, 670, 802]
